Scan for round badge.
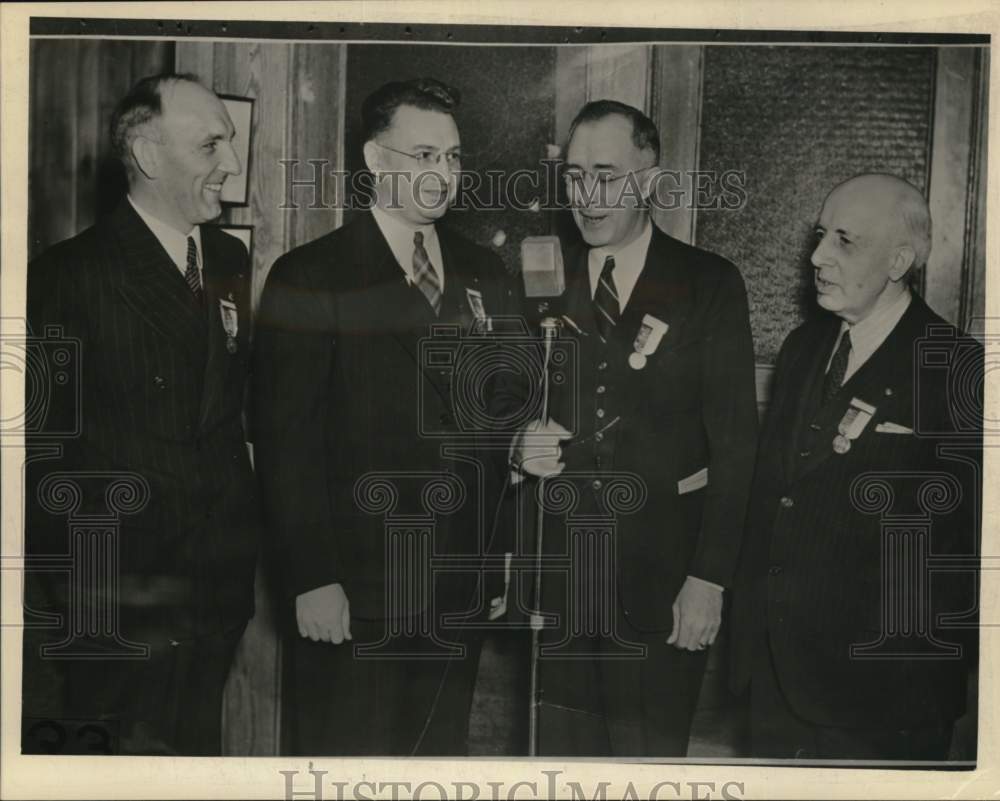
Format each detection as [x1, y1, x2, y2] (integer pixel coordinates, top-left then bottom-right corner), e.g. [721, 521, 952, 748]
[226, 337, 238, 354]
[832, 433, 851, 454]
[628, 352, 647, 370]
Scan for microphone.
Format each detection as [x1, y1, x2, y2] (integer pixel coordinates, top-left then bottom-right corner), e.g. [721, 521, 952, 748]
[520, 236, 565, 298]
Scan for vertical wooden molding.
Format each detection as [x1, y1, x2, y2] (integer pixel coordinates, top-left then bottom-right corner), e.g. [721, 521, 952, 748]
[288, 43, 347, 250]
[925, 48, 977, 326]
[962, 48, 989, 338]
[649, 45, 704, 245]
[554, 46, 589, 147]
[174, 41, 215, 86]
[584, 44, 652, 111]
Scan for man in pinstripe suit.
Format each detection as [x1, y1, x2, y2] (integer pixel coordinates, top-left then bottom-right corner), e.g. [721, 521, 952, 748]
[729, 174, 982, 760]
[24, 74, 259, 755]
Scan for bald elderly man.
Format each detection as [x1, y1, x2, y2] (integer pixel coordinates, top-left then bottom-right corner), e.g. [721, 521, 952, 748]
[729, 174, 982, 760]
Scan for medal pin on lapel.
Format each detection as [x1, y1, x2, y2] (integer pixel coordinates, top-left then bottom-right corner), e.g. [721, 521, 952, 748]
[629, 314, 669, 370]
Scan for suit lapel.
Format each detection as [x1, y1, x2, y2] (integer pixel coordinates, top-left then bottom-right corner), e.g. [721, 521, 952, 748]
[356, 211, 440, 378]
[792, 299, 924, 482]
[198, 229, 247, 429]
[780, 318, 841, 483]
[561, 242, 595, 336]
[108, 202, 206, 365]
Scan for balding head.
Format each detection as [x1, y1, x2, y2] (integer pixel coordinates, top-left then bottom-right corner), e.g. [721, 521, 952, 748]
[811, 173, 931, 324]
[828, 174, 932, 269]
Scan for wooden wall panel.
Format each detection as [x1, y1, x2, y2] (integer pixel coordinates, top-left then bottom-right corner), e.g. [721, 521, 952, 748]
[288, 44, 347, 248]
[28, 40, 174, 258]
[650, 45, 704, 245]
[926, 48, 977, 326]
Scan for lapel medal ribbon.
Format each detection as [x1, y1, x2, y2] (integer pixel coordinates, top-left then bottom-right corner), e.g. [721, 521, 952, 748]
[466, 287, 490, 333]
[833, 397, 876, 454]
[219, 298, 239, 354]
[629, 314, 669, 370]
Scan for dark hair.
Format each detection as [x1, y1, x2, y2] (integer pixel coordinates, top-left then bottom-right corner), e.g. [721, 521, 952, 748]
[360, 78, 460, 143]
[109, 72, 204, 167]
[567, 99, 660, 163]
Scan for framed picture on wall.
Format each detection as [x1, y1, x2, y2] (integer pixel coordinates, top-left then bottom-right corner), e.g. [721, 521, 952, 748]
[211, 223, 254, 260]
[218, 94, 254, 205]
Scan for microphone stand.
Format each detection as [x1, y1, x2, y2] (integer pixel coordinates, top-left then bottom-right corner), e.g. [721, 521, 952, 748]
[528, 316, 560, 756]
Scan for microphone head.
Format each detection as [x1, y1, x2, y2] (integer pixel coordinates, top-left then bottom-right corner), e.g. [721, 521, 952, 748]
[520, 236, 565, 298]
[539, 316, 561, 335]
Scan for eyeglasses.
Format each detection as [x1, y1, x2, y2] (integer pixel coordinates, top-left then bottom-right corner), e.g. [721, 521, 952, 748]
[374, 141, 462, 169]
[561, 167, 647, 193]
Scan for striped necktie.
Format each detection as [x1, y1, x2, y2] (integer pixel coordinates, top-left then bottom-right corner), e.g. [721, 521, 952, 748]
[821, 329, 852, 403]
[412, 230, 442, 316]
[185, 236, 202, 302]
[593, 255, 620, 343]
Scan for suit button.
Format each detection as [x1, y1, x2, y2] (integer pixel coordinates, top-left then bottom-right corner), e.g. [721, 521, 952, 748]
[597, 361, 607, 371]
[768, 565, 783, 575]
[596, 409, 605, 419]
[153, 376, 167, 389]
[596, 385, 606, 394]
[799, 450, 811, 457]
[592, 479, 603, 491]
[780, 496, 794, 508]
[595, 432, 604, 442]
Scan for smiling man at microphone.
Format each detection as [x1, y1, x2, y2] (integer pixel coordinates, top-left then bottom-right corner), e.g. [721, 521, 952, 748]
[500, 100, 758, 756]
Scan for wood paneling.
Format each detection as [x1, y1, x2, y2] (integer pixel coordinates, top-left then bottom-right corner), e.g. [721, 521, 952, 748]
[650, 45, 704, 245]
[28, 40, 174, 258]
[926, 48, 978, 326]
[176, 40, 348, 756]
[585, 45, 651, 112]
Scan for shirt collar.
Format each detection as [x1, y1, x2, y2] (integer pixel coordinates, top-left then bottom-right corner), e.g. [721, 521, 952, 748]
[371, 205, 441, 285]
[587, 219, 653, 309]
[832, 286, 912, 378]
[128, 195, 202, 276]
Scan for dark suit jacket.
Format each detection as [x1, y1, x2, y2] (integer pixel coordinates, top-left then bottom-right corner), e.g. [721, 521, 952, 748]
[26, 201, 260, 642]
[729, 294, 982, 729]
[252, 210, 510, 620]
[494, 223, 759, 632]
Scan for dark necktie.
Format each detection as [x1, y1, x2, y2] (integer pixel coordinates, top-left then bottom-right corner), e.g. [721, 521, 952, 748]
[412, 230, 442, 316]
[185, 236, 202, 302]
[593, 255, 620, 343]
[821, 329, 852, 403]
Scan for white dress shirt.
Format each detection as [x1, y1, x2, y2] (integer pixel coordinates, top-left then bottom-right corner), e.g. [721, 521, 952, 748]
[826, 288, 913, 382]
[128, 195, 202, 281]
[371, 205, 445, 292]
[587, 219, 653, 309]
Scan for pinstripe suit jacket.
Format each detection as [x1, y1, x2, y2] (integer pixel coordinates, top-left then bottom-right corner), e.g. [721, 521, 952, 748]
[730, 294, 982, 729]
[26, 201, 260, 642]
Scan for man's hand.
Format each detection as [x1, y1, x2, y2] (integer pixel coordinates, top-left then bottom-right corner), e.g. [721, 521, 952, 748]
[667, 576, 722, 651]
[296, 583, 352, 644]
[511, 418, 572, 478]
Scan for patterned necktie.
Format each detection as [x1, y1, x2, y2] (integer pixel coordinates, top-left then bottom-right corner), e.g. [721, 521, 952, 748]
[593, 255, 620, 343]
[412, 230, 442, 316]
[821, 329, 852, 403]
[185, 236, 202, 302]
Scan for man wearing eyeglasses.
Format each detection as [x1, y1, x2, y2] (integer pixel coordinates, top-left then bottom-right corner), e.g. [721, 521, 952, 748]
[498, 100, 758, 755]
[253, 78, 509, 755]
